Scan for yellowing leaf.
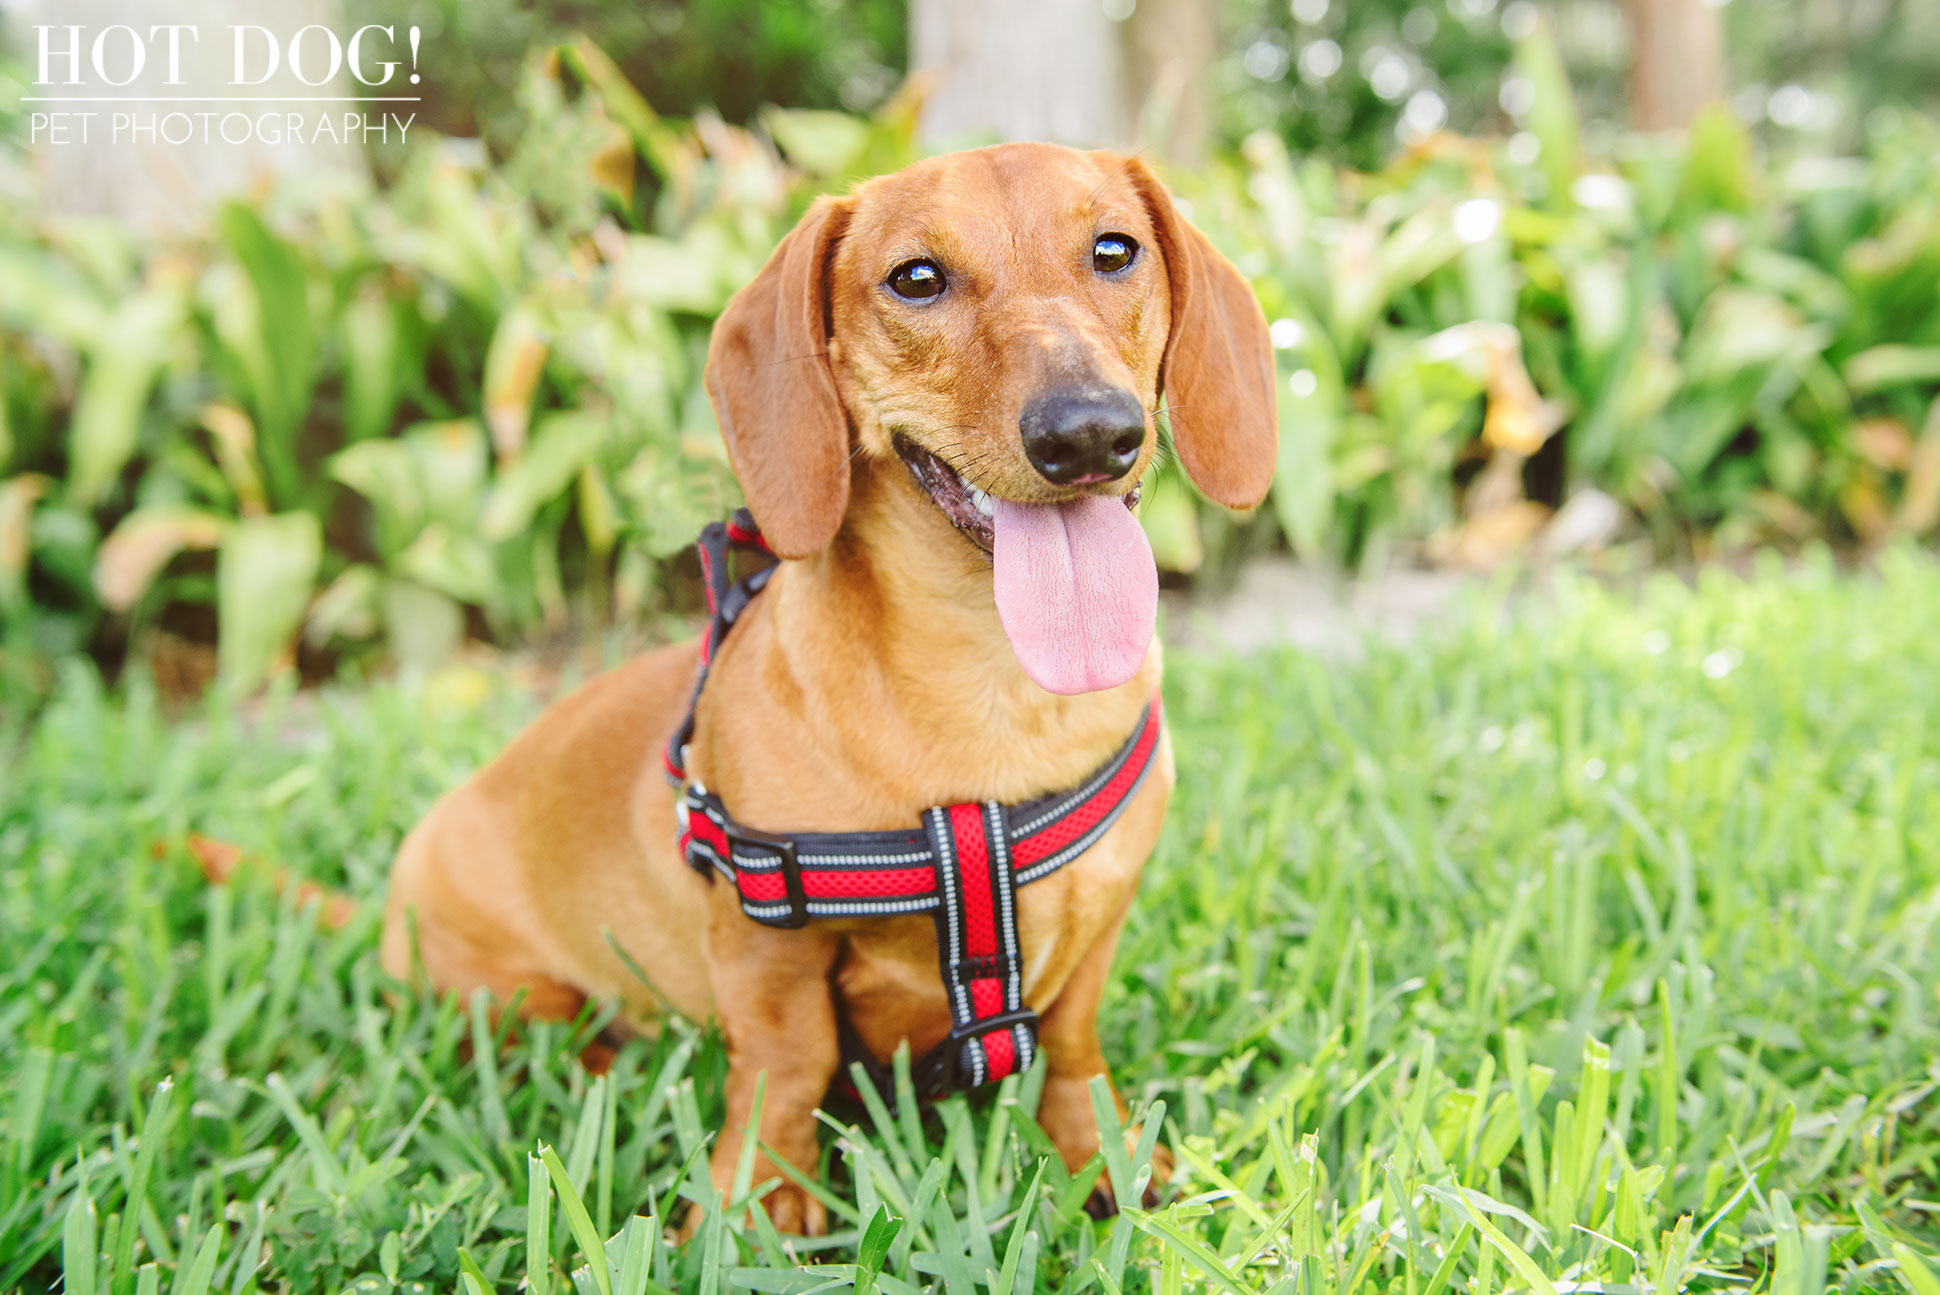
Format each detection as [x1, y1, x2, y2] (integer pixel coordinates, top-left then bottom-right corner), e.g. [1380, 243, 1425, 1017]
[1418, 321, 1564, 455]
[588, 118, 636, 205]
[201, 402, 268, 517]
[1897, 400, 1940, 535]
[0, 473, 50, 615]
[484, 307, 550, 462]
[577, 465, 618, 559]
[94, 507, 227, 612]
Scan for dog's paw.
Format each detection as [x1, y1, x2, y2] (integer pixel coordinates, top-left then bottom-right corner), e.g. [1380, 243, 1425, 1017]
[1081, 1140, 1175, 1218]
[674, 1184, 828, 1242]
[759, 1182, 828, 1237]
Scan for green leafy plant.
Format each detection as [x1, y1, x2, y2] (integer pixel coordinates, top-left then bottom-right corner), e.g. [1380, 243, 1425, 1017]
[0, 43, 920, 692]
[1176, 23, 1940, 571]
[8, 30, 1940, 692]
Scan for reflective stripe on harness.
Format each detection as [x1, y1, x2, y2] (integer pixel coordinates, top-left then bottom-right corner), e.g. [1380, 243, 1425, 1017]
[664, 509, 1161, 1098]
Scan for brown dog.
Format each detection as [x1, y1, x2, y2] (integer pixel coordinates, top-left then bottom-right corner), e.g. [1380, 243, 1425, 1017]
[381, 142, 1276, 1233]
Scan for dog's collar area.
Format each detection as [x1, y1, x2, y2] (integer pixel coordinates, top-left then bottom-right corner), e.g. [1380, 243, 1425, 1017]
[663, 508, 1163, 1099]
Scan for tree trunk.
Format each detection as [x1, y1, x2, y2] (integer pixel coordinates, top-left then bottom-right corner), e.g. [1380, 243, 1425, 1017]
[1125, 0, 1217, 164]
[22, 0, 367, 234]
[1622, 0, 1727, 131]
[911, 0, 1131, 150]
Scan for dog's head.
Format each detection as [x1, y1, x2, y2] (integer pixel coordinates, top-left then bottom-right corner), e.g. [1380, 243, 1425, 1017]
[705, 142, 1277, 693]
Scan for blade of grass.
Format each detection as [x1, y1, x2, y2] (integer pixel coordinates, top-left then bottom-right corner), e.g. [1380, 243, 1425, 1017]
[528, 1152, 553, 1295]
[541, 1143, 615, 1295]
[169, 1224, 223, 1295]
[112, 1078, 173, 1295]
[65, 1186, 99, 1295]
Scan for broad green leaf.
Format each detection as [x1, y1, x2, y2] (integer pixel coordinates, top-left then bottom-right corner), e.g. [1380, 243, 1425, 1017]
[332, 419, 488, 561]
[340, 281, 405, 443]
[398, 524, 498, 609]
[1680, 104, 1755, 216]
[1846, 345, 1940, 394]
[27, 504, 98, 598]
[1511, 13, 1579, 211]
[216, 512, 321, 688]
[610, 232, 741, 315]
[762, 107, 870, 179]
[66, 292, 180, 509]
[408, 419, 490, 532]
[217, 204, 315, 451]
[384, 578, 464, 671]
[0, 243, 110, 344]
[482, 411, 608, 541]
[553, 37, 688, 183]
[304, 564, 384, 647]
[330, 438, 423, 558]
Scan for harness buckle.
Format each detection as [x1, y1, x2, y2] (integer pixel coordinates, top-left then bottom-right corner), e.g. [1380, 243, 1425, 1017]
[918, 1007, 1039, 1095]
[725, 822, 810, 929]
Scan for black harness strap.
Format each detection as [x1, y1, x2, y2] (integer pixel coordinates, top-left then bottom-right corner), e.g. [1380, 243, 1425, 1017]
[663, 508, 771, 786]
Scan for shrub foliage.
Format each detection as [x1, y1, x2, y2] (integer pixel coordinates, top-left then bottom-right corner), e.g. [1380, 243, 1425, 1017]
[6, 33, 1940, 687]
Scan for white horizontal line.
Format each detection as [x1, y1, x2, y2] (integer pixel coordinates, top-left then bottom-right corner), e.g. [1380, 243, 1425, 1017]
[23, 96, 422, 103]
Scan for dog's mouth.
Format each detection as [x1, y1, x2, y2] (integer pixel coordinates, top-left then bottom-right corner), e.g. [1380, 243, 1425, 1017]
[891, 435, 1155, 696]
[891, 436, 1140, 553]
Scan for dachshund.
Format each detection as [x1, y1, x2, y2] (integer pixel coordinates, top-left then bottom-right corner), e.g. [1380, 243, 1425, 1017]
[381, 141, 1277, 1234]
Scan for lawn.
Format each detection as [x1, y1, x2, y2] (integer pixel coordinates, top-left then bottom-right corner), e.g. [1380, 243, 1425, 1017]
[3, 551, 1937, 1295]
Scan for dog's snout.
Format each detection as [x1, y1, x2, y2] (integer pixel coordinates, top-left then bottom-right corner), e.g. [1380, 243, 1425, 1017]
[1019, 388, 1146, 486]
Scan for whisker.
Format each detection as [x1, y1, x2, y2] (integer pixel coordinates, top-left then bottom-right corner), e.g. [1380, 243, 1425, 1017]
[755, 349, 832, 371]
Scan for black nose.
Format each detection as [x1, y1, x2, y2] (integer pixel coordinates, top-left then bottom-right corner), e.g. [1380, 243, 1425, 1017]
[1018, 388, 1147, 485]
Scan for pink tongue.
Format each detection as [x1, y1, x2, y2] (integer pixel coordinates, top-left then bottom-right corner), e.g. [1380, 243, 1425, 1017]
[991, 495, 1158, 695]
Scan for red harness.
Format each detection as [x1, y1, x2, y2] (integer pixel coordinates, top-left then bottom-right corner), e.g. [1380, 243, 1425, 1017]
[665, 510, 1162, 1096]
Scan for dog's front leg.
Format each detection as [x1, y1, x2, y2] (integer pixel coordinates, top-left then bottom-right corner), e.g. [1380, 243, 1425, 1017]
[699, 920, 841, 1236]
[1031, 901, 1173, 1212]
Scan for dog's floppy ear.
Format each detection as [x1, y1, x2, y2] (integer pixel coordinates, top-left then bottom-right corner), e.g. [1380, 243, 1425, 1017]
[705, 196, 852, 558]
[1126, 159, 1278, 510]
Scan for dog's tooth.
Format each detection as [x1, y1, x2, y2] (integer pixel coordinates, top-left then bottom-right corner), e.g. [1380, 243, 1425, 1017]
[970, 487, 993, 517]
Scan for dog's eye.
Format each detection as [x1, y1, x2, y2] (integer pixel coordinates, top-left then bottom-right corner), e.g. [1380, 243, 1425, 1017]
[887, 259, 947, 301]
[1093, 234, 1138, 274]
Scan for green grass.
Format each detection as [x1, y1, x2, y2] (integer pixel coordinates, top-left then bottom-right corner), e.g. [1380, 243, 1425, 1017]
[3, 549, 1938, 1295]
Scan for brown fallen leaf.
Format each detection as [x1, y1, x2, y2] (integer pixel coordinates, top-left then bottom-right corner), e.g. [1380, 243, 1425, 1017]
[180, 833, 360, 930]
